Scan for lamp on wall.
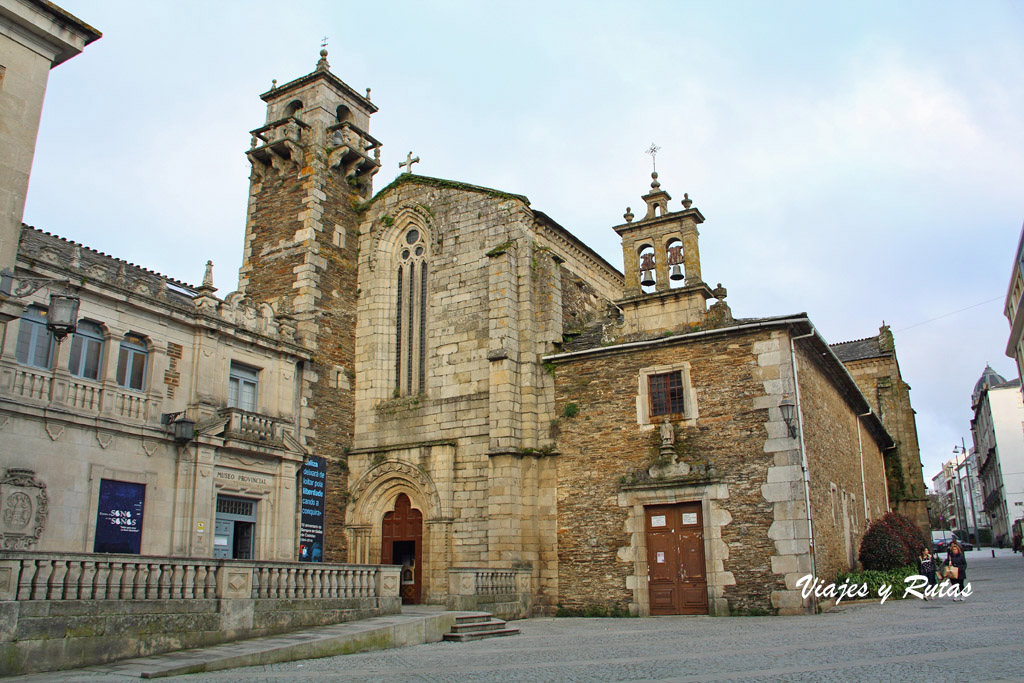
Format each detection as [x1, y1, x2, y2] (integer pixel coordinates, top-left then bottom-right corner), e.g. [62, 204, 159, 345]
[1, 268, 80, 341]
[779, 397, 798, 439]
[161, 411, 196, 444]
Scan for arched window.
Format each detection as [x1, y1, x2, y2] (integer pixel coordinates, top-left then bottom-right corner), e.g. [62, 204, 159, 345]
[336, 104, 352, 123]
[68, 320, 104, 380]
[394, 227, 429, 395]
[15, 305, 53, 369]
[285, 99, 303, 117]
[116, 333, 148, 391]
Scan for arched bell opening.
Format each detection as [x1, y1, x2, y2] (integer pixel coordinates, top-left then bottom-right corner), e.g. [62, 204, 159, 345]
[638, 244, 657, 293]
[666, 238, 685, 289]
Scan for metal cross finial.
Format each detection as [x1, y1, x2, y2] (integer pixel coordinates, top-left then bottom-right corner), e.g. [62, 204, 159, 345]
[399, 151, 420, 174]
[321, 36, 328, 49]
[645, 143, 662, 173]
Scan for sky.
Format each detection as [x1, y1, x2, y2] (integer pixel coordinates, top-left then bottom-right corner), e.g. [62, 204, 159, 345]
[25, 1, 1024, 485]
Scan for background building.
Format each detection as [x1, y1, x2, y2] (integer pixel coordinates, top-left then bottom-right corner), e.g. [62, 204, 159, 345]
[831, 326, 929, 535]
[931, 449, 988, 542]
[1004, 221, 1024, 392]
[970, 366, 1024, 545]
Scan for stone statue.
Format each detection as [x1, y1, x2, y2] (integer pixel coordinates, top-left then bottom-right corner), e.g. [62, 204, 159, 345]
[660, 417, 674, 448]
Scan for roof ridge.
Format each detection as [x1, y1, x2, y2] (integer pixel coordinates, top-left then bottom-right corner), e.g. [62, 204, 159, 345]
[22, 224, 200, 291]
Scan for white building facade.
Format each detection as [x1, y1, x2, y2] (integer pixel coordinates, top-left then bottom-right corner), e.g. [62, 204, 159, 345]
[971, 367, 1024, 544]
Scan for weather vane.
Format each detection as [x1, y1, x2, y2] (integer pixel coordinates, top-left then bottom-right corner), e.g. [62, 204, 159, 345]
[645, 142, 661, 173]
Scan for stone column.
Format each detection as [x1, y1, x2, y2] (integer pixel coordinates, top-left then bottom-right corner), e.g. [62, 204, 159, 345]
[681, 220, 702, 284]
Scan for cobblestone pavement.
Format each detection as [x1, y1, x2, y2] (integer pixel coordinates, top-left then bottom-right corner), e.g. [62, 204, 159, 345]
[37, 550, 1024, 682]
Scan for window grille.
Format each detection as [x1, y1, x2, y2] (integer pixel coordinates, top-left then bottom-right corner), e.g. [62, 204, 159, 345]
[217, 497, 254, 516]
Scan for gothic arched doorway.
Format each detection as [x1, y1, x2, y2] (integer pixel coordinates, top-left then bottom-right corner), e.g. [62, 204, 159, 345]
[381, 493, 422, 604]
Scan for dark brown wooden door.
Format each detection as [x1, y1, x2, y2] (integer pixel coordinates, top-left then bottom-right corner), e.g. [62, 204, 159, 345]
[381, 493, 423, 604]
[646, 502, 708, 615]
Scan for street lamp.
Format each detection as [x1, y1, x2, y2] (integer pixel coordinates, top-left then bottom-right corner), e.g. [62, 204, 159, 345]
[1, 268, 80, 341]
[953, 439, 979, 545]
[161, 411, 196, 444]
[779, 397, 798, 438]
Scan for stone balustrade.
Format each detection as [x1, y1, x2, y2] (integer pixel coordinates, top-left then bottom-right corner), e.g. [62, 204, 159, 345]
[0, 551, 396, 602]
[0, 551, 402, 676]
[219, 406, 287, 444]
[446, 566, 532, 619]
[0, 359, 160, 423]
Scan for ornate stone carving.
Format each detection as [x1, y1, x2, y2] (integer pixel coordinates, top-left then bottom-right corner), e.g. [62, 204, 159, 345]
[0, 469, 48, 550]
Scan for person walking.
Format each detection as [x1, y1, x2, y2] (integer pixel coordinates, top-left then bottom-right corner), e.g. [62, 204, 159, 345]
[945, 541, 968, 601]
[917, 547, 937, 600]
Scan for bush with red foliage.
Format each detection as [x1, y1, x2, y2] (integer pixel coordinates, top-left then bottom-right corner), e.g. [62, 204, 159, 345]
[857, 512, 926, 571]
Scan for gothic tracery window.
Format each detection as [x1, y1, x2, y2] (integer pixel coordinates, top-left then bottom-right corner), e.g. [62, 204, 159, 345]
[394, 226, 428, 395]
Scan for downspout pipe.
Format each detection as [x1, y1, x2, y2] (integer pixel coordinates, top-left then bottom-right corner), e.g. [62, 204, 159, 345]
[857, 410, 872, 527]
[789, 329, 816, 613]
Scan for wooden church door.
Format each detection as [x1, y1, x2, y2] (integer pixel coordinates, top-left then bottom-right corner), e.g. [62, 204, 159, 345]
[646, 502, 708, 615]
[381, 493, 423, 604]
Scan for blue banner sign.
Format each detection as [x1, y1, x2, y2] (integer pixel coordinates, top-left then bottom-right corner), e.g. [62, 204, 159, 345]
[299, 456, 326, 562]
[94, 479, 145, 554]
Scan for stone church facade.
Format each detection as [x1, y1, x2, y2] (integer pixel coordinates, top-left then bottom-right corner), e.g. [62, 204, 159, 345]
[233, 54, 895, 615]
[1, 45, 905, 617]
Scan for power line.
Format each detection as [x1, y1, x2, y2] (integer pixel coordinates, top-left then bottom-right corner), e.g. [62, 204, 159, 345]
[896, 296, 1004, 333]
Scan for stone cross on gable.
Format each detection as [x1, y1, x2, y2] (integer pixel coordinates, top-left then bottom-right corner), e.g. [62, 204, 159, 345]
[399, 151, 420, 174]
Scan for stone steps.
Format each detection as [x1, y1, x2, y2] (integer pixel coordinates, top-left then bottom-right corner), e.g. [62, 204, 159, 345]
[443, 612, 520, 642]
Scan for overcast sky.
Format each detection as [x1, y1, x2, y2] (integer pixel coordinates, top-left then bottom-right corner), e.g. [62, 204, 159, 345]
[26, 1, 1024, 484]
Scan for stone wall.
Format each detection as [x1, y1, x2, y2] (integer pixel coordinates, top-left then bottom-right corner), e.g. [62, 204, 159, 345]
[552, 327, 786, 615]
[0, 554, 401, 676]
[795, 343, 889, 585]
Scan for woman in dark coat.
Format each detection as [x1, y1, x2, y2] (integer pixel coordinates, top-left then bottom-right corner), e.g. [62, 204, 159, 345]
[917, 547, 937, 599]
[945, 541, 968, 601]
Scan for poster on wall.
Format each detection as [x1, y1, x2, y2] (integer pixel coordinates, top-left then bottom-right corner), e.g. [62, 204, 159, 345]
[94, 479, 145, 554]
[299, 456, 326, 562]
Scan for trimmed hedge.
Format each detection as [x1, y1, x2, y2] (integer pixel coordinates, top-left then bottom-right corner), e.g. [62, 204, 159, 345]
[835, 565, 919, 600]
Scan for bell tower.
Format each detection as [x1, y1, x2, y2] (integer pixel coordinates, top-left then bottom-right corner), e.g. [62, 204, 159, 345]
[613, 172, 730, 336]
[237, 49, 380, 562]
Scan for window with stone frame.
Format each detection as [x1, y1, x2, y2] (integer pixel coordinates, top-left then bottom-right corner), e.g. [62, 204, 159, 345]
[15, 305, 54, 369]
[68, 320, 104, 380]
[637, 361, 697, 426]
[393, 226, 429, 395]
[228, 362, 259, 412]
[116, 333, 148, 392]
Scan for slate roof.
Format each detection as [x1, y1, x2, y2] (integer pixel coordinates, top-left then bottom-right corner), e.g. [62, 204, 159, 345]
[830, 336, 888, 362]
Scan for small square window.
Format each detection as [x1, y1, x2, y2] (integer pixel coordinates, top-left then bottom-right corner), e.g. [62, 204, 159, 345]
[649, 371, 684, 417]
[637, 362, 696, 427]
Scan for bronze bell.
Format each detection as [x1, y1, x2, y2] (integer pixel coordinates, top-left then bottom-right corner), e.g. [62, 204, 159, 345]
[640, 270, 656, 287]
[669, 264, 684, 281]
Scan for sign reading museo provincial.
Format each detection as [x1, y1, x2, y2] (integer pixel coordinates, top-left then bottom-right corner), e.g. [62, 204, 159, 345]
[94, 479, 145, 554]
[299, 456, 326, 562]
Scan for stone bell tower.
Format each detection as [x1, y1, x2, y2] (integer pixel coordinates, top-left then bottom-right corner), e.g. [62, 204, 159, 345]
[613, 172, 730, 336]
[237, 49, 380, 562]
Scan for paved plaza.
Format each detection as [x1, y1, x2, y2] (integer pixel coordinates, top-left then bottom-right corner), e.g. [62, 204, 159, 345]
[26, 550, 1024, 682]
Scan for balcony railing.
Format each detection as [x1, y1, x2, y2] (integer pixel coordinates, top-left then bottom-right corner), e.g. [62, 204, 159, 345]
[218, 406, 290, 445]
[0, 359, 159, 423]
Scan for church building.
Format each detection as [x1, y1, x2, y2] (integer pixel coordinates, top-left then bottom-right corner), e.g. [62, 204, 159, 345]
[233, 52, 895, 615]
[0, 42, 915, 617]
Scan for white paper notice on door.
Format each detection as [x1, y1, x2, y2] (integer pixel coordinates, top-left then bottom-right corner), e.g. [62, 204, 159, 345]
[656, 551, 665, 563]
[681, 512, 698, 525]
[651, 515, 667, 527]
